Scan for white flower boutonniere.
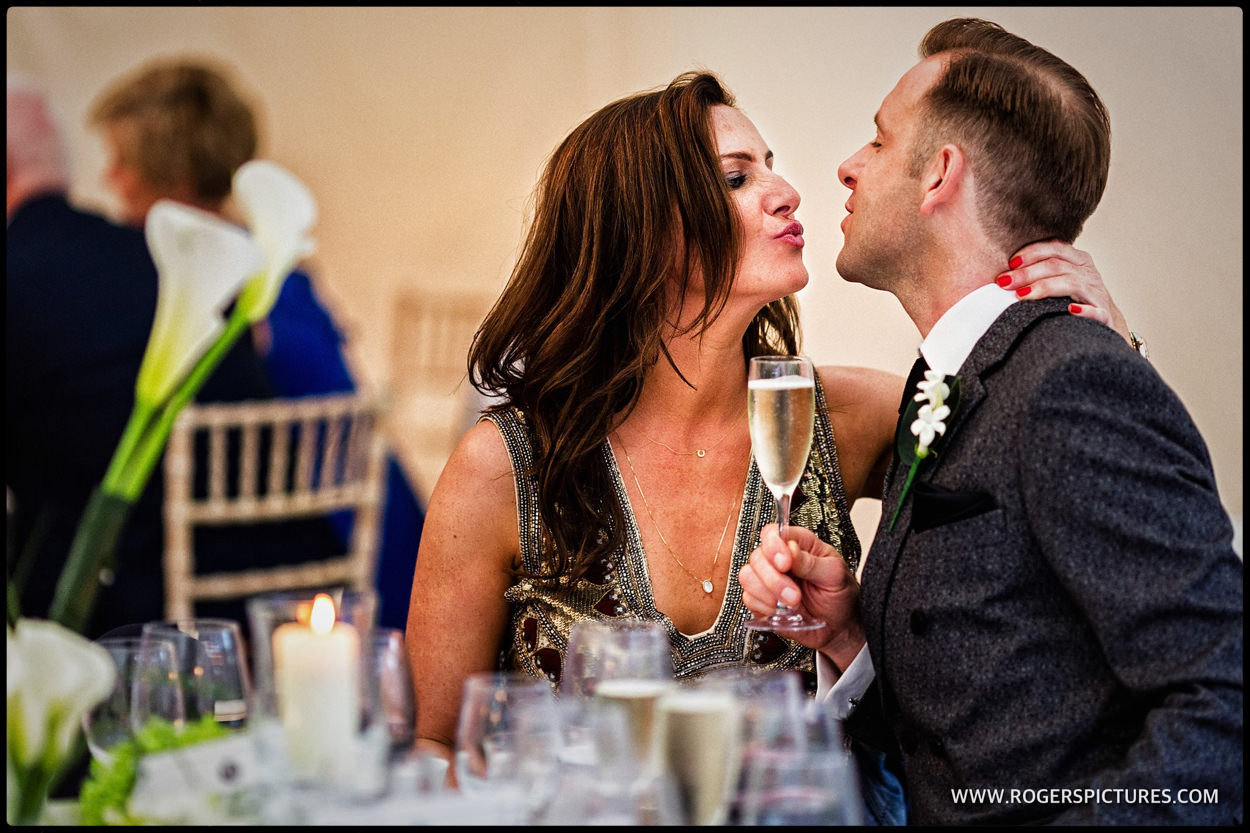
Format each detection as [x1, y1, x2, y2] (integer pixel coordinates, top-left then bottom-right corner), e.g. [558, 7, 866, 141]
[889, 369, 961, 530]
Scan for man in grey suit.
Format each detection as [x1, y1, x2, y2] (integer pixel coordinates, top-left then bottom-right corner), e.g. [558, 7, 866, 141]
[738, 17, 1243, 825]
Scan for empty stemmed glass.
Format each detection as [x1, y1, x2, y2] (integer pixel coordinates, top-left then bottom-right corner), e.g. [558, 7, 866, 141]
[454, 671, 559, 820]
[705, 668, 808, 823]
[737, 707, 864, 826]
[370, 627, 417, 760]
[141, 618, 251, 729]
[744, 355, 825, 632]
[82, 636, 186, 765]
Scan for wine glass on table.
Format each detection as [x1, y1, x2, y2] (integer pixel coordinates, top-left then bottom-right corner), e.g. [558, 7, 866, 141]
[82, 636, 186, 765]
[737, 711, 864, 826]
[744, 355, 825, 632]
[141, 618, 251, 729]
[369, 627, 417, 761]
[455, 672, 560, 820]
[564, 619, 673, 771]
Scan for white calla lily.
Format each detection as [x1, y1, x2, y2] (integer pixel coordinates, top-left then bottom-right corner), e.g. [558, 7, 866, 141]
[137, 201, 264, 406]
[232, 160, 317, 323]
[7, 619, 115, 769]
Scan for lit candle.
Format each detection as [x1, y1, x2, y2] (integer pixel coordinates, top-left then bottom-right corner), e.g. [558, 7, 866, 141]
[272, 593, 360, 780]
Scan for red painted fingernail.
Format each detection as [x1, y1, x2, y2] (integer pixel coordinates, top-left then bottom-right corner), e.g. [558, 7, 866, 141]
[1009, 256, 1023, 269]
[1015, 286, 1032, 297]
[995, 274, 1012, 288]
[1069, 303, 1082, 314]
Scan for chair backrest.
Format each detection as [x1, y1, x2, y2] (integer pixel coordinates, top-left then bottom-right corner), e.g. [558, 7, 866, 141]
[162, 392, 388, 621]
[387, 287, 494, 500]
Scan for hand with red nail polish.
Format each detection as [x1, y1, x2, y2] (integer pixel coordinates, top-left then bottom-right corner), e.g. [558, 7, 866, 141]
[1004, 238, 1130, 343]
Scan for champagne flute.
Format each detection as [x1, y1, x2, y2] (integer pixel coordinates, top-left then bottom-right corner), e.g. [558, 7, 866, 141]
[744, 355, 825, 632]
[565, 619, 674, 770]
[656, 678, 742, 825]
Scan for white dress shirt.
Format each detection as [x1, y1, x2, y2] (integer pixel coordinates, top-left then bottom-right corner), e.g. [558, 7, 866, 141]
[815, 283, 1020, 714]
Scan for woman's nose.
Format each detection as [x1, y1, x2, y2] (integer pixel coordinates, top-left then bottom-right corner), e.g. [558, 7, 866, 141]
[769, 174, 801, 216]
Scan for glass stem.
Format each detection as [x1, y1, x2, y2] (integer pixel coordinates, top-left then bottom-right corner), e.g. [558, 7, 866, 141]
[777, 492, 791, 541]
[776, 492, 794, 614]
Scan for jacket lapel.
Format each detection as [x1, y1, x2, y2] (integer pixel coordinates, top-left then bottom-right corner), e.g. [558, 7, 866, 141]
[861, 298, 1071, 641]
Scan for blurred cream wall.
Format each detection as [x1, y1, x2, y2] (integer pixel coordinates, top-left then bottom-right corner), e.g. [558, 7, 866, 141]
[8, 7, 1242, 548]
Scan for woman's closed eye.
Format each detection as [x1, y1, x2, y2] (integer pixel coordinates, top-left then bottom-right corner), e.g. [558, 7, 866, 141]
[726, 171, 748, 190]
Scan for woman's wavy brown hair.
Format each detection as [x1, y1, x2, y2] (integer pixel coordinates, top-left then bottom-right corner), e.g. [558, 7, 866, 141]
[470, 70, 800, 583]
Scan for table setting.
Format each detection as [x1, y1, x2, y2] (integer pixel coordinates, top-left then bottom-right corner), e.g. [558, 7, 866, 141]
[8, 591, 865, 825]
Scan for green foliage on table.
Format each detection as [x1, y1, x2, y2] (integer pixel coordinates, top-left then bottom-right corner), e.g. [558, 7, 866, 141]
[79, 715, 229, 825]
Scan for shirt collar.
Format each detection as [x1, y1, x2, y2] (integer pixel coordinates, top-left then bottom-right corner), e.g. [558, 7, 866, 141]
[918, 284, 1019, 377]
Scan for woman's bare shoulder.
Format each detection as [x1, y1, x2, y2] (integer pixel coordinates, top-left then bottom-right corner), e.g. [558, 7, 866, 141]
[420, 417, 519, 555]
[816, 365, 906, 415]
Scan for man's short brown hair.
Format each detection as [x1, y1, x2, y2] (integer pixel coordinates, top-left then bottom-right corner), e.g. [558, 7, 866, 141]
[911, 18, 1111, 252]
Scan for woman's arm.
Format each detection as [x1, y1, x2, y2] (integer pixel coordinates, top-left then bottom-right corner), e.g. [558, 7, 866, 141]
[405, 419, 519, 764]
[1001, 239, 1131, 342]
[817, 366, 905, 506]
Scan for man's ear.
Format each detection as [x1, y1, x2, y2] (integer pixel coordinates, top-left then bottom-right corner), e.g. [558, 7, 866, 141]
[919, 143, 966, 216]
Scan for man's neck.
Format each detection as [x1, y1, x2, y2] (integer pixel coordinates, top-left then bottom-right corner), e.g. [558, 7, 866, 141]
[896, 244, 1007, 338]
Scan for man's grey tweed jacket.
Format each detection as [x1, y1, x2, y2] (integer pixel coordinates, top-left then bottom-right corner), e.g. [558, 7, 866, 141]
[849, 298, 1243, 825]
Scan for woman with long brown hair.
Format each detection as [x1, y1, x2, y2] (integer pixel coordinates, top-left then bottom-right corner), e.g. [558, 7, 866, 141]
[405, 70, 1123, 766]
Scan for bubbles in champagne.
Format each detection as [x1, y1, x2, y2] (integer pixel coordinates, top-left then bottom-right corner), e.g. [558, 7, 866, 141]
[747, 375, 815, 496]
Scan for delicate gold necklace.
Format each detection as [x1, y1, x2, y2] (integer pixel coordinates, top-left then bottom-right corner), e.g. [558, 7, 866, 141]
[616, 433, 740, 595]
[638, 410, 742, 459]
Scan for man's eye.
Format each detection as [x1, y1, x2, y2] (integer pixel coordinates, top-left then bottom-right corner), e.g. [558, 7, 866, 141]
[870, 141, 882, 149]
[726, 172, 747, 190]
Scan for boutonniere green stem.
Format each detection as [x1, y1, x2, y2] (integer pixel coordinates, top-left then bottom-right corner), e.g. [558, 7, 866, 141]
[889, 370, 961, 530]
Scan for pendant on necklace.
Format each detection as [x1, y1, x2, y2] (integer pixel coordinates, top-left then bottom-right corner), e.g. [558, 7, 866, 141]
[701, 579, 714, 594]
[696, 449, 706, 458]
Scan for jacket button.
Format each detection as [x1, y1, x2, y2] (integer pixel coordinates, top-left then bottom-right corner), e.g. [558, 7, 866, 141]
[908, 609, 930, 635]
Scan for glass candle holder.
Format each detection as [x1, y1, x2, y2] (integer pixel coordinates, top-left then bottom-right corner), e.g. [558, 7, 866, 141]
[246, 588, 386, 795]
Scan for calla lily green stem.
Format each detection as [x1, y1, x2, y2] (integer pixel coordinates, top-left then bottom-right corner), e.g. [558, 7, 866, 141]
[49, 306, 251, 633]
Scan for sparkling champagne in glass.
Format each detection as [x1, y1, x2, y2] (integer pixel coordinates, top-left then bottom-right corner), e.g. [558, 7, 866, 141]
[744, 356, 825, 632]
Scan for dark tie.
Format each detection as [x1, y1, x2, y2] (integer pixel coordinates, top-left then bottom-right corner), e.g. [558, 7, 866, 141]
[886, 354, 930, 507]
[897, 354, 929, 421]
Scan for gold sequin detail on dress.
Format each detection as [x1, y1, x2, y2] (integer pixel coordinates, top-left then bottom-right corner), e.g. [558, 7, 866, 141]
[485, 375, 861, 692]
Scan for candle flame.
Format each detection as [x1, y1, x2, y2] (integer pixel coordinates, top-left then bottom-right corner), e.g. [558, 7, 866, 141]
[309, 593, 337, 635]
